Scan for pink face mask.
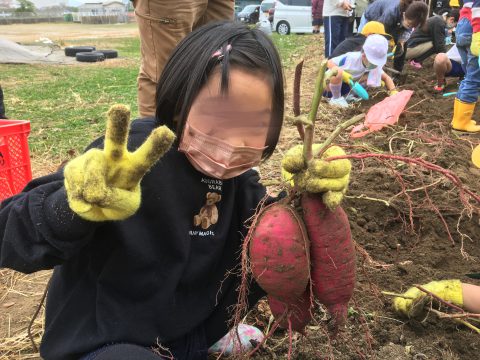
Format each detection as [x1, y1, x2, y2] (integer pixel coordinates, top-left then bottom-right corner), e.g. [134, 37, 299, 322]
[178, 123, 267, 180]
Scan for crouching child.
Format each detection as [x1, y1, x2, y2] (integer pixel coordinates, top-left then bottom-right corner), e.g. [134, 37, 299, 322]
[325, 34, 397, 108]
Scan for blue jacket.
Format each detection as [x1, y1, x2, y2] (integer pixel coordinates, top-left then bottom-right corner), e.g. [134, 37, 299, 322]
[364, 0, 405, 41]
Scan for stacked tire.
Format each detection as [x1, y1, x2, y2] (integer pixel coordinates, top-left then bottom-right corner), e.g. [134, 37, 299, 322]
[96, 50, 118, 59]
[64, 46, 96, 57]
[64, 46, 118, 63]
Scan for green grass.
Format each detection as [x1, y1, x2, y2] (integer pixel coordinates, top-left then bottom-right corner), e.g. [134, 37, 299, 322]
[1, 31, 315, 161]
[2, 63, 139, 158]
[271, 33, 317, 67]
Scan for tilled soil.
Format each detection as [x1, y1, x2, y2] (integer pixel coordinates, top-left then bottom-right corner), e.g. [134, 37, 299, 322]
[246, 43, 480, 359]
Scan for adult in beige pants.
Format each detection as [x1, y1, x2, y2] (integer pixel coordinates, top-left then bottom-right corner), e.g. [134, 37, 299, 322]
[134, 0, 234, 117]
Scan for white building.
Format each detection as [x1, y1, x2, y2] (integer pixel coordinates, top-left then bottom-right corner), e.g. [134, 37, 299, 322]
[78, 0, 124, 14]
[103, 0, 124, 13]
[75, 0, 126, 22]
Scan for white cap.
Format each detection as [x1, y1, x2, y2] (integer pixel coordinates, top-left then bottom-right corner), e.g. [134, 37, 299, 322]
[363, 34, 388, 67]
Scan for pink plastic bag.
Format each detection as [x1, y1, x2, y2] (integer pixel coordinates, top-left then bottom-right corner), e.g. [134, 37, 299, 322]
[350, 90, 414, 138]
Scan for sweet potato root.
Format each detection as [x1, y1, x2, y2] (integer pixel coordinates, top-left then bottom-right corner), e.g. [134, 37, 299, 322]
[249, 203, 310, 300]
[268, 289, 312, 333]
[301, 193, 355, 332]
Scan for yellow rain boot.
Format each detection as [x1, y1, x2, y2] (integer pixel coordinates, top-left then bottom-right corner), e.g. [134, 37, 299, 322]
[472, 144, 480, 168]
[451, 98, 480, 133]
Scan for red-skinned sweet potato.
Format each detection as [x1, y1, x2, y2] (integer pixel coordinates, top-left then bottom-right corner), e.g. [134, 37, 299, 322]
[268, 289, 312, 332]
[301, 193, 355, 332]
[249, 203, 310, 300]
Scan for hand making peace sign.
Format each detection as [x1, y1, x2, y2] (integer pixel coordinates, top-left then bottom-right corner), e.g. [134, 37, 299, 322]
[64, 104, 176, 222]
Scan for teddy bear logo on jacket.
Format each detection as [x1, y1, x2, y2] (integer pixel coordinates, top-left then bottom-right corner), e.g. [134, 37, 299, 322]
[194, 192, 222, 230]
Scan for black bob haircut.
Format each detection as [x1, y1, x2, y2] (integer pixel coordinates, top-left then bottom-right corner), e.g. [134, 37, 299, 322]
[154, 21, 284, 160]
[446, 9, 460, 23]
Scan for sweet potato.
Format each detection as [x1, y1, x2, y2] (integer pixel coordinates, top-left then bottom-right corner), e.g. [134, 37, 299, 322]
[268, 290, 312, 332]
[249, 203, 310, 300]
[300, 193, 355, 332]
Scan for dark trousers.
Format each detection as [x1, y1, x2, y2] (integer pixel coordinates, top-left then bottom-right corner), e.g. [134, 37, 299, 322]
[80, 280, 265, 360]
[393, 41, 407, 73]
[84, 344, 159, 359]
[81, 332, 208, 360]
[0, 86, 5, 119]
[324, 16, 351, 58]
[348, 17, 362, 36]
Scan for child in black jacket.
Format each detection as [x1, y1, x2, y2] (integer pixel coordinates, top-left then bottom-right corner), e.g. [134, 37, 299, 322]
[404, 9, 460, 69]
[0, 22, 351, 360]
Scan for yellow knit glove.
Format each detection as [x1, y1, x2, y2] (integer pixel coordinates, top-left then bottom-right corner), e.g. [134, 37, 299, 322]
[471, 32, 480, 57]
[393, 280, 464, 318]
[281, 144, 351, 209]
[64, 104, 175, 222]
[341, 70, 353, 84]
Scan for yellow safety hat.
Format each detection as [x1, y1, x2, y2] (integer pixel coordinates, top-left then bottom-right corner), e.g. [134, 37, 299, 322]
[361, 21, 392, 40]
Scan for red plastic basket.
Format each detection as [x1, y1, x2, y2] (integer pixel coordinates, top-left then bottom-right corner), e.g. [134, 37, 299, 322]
[0, 120, 32, 202]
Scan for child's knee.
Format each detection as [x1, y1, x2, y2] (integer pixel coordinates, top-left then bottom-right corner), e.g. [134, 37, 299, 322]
[434, 53, 448, 66]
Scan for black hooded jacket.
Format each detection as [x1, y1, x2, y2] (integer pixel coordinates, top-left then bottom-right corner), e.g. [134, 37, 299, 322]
[0, 118, 270, 359]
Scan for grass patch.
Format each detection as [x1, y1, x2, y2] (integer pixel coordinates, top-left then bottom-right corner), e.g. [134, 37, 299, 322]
[1, 32, 315, 162]
[271, 33, 316, 67]
[2, 63, 139, 159]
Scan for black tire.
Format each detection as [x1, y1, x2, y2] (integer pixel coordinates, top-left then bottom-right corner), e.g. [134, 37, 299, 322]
[64, 46, 96, 57]
[95, 50, 118, 59]
[76, 52, 106, 63]
[276, 21, 290, 35]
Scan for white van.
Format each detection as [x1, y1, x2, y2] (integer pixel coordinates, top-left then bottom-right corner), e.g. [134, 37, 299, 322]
[261, 0, 276, 13]
[271, 0, 312, 35]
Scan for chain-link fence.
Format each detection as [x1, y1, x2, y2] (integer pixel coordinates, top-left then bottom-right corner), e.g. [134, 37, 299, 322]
[0, 8, 128, 24]
[73, 11, 128, 24]
[0, 10, 64, 24]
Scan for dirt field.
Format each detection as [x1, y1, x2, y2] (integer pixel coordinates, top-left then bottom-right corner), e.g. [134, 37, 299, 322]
[0, 23, 139, 43]
[1, 32, 480, 359]
[244, 44, 480, 359]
